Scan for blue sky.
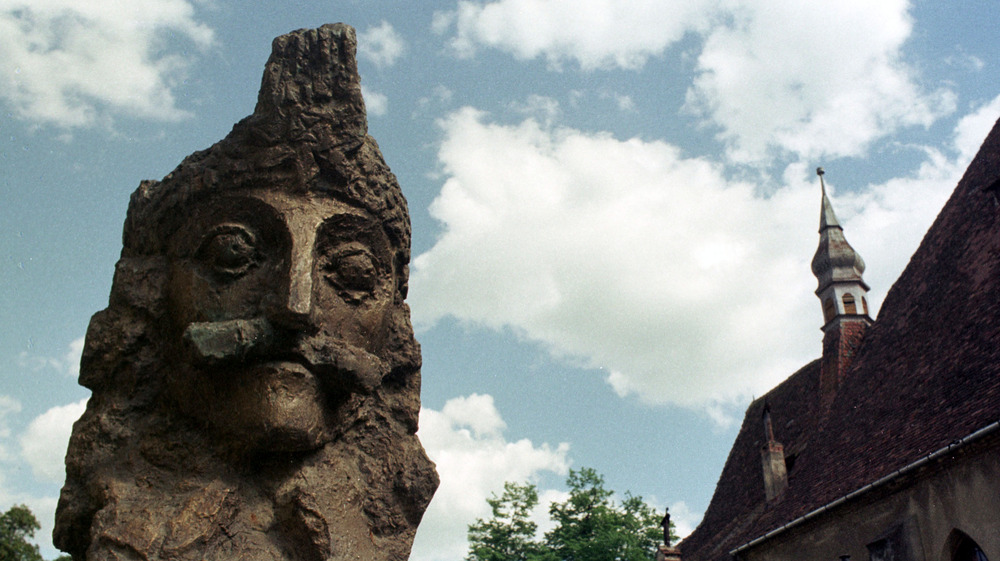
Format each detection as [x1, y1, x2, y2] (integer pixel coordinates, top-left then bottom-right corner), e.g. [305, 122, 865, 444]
[2, 1, 999, 559]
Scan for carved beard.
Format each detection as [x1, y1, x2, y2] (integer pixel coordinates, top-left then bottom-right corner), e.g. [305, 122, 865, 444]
[167, 317, 391, 454]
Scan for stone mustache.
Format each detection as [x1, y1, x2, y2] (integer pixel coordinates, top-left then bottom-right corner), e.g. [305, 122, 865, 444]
[54, 24, 439, 561]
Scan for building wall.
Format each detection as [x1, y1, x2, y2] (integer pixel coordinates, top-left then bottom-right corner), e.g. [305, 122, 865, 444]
[737, 434, 1000, 561]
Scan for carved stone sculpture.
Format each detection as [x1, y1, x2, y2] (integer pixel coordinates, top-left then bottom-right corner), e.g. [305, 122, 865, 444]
[54, 23, 438, 561]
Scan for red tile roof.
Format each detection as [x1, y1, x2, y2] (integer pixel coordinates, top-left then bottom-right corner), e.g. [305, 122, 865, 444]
[680, 117, 1000, 561]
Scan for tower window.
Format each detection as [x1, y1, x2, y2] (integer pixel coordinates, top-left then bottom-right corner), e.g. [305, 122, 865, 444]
[823, 298, 836, 322]
[843, 294, 857, 314]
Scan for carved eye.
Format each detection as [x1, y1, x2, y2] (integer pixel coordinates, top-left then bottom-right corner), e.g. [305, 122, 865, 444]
[197, 225, 259, 280]
[324, 249, 379, 301]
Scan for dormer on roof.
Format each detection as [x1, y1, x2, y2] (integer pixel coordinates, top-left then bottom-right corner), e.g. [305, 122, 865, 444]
[811, 168, 872, 411]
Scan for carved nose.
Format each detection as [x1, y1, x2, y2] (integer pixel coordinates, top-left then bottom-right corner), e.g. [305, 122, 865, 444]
[268, 261, 314, 331]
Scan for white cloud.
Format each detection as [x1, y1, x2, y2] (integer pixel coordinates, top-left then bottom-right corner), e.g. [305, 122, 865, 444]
[614, 94, 635, 112]
[16, 337, 85, 378]
[953, 96, 1000, 162]
[686, 0, 955, 163]
[596, 91, 636, 112]
[358, 20, 405, 68]
[412, 108, 820, 410]
[944, 50, 985, 73]
[413, 85, 455, 119]
[0, 0, 214, 127]
[0, 396, 20, 426]
[0, 396, 66, 558]
[437, 0, 953, 165]
[19, 399, 87, 484]
[412, 394, 570, 561]
[0, 396, 23, 461]
[362, 86, 389, 116]
[510, 94, 561, 125]
[16, 351, 60, 373]
[423, 85, 455, 106]
[64, 337, 85, 379]
[533, 488, 570, 536]
[410, 102, 995, 413]
[838, 95, 1000, 310]
[435, 0, 713, 70]
[667, 501, 701, 540]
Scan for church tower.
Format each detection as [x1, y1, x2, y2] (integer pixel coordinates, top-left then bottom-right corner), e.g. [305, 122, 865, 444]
[810, 168, 871, 411]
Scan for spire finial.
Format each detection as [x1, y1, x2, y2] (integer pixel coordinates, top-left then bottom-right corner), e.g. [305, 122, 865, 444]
[817, 166, 840, 232]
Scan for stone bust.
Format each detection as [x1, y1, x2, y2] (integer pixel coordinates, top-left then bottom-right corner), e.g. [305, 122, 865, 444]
[54, 24, 438, 561]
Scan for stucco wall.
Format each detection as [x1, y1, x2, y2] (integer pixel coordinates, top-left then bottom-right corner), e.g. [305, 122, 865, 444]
[738, 434, 1000, 561]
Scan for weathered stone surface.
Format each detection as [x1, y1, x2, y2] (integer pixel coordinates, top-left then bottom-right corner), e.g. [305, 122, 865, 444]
[55, 23, 438, 561]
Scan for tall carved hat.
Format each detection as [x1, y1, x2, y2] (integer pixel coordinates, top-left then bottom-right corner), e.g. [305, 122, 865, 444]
[123, 23, 411, 266]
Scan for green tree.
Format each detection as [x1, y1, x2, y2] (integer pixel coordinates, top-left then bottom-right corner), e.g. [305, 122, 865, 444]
[466, 469, 673, 561]
[467, 482, 545, 561]
[0, 504, 43, 561]
[544, 468, 663, 561]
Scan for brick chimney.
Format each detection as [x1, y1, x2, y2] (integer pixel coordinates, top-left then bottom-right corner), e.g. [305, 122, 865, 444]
[760, 406, 788, 501]
[656, 546, 683, 561]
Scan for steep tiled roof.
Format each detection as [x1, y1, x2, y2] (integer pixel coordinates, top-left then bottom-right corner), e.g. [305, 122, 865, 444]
[679, 360, 822, 561]
[680, 117, 1000, 561]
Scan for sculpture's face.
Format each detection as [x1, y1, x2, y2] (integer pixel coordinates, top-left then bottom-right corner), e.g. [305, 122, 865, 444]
[165, 189, 397, 452]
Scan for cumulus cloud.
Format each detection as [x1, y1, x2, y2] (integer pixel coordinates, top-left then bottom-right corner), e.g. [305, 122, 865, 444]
[0, 0, 214, 127]
[436, 0, 953, 164]
[361, 86, 389, 116]
[411, 108, 820, 409]
[358, 20, 406, 68]
[409, 101, 995, 412]
[434, 0, 713, 70]
[411, 394, 570, 561]
[686, 0, 955, 163]
[668, 501, 701, 539]
[19, 399, 87, 484]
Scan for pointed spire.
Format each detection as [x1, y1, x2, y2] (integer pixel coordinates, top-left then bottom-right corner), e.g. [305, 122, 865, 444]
[810, 167, 872, 411]
[811, 168, 868, 293]
[817, 167, 842, 232]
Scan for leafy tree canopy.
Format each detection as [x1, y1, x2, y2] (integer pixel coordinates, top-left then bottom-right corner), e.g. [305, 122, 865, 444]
[467, 468, 672, 561]
[0, 504, 43, 561]
[467, 482, 544, 561]
[0, 504, 72, 561]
